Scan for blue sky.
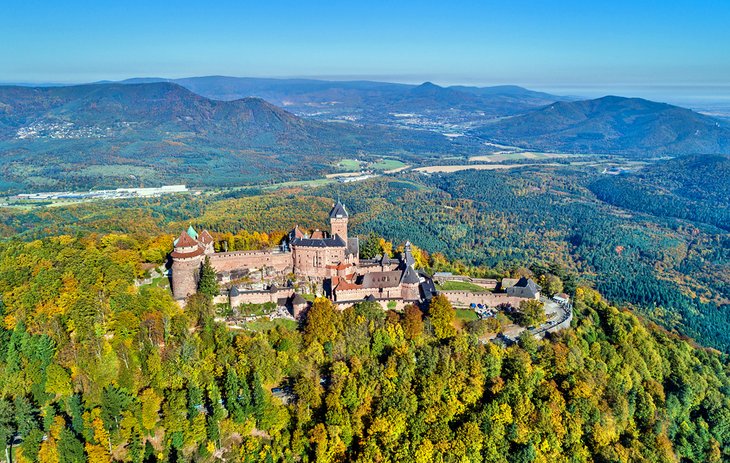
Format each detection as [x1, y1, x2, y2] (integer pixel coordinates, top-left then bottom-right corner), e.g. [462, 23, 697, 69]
[2, 0, 729, 95]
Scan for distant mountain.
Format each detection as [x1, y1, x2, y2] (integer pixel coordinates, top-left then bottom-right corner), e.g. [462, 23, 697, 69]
[118, 76, 569, 125]
[0, 82, 482, 192]
[472, 96, 730, 156]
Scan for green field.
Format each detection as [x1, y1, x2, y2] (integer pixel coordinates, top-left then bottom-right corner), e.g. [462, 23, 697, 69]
[369, 159, 406, 171]
[455, 309, 479, 322]
[435, 280, 489, 292]
[336, 159, 363, 170]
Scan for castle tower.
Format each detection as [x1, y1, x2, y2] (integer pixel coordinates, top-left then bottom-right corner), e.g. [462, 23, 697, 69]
[171, 230, 204, 299]
[329, 200, 349, 242]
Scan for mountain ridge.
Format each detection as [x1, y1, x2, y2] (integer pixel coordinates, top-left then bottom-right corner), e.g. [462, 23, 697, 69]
[471, 95, 730, 156]
[0, 81, 485, 192]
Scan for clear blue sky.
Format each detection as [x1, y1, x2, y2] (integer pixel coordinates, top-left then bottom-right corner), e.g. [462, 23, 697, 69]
[2, 0, 729, 92]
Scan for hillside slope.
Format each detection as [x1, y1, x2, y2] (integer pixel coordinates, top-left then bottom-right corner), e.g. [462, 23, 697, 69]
[589, 154, 730, 230]
[0, 233, 729, 462]
[0, 82, 479, 192]
[472, 96, 730, 156]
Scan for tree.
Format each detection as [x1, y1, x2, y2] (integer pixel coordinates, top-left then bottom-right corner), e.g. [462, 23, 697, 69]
[0, 399, 14, 463]
[58, 428, 86, 463]
[517, 330, 538, 355]
[466, 318, 500, 337]
[428, 295, 456, 340]
[46, 364, 74, 398]
[540, 274, 564, 297]
[139, 389, 162, 433]
[304, 298, 339, 345]
[517, 299, 546, 328]
[198, 257, 218, 299]
[402, 305, 424, 340]
[250, 372, 266, 424]
[359, 233, 382, 259]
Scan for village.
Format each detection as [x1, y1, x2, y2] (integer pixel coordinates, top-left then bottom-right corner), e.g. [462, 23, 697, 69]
[169, 199, 572, 342]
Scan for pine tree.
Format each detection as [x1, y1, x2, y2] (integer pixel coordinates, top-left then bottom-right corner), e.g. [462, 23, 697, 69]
[224, 369, 245, 423]
[198, 257, 218, 299]
[251, 372, 266, 423]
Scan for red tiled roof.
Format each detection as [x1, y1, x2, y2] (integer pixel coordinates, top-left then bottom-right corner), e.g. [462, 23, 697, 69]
[311, 230, 325, 239]
[199, 230, 214, 244]
[171, 246, 204, 258]
[292, 225, 305, 239]
[332, 276, 361, 291]
[175, 231, 198, 247]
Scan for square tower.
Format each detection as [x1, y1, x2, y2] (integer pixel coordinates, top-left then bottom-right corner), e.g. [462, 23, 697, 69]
[329, 200, 349, 242]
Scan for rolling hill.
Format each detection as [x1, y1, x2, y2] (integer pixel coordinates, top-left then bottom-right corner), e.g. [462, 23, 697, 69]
[120, 76, 569, 121]
[0, 82, 483, 192]
[471, 96, 730, 156]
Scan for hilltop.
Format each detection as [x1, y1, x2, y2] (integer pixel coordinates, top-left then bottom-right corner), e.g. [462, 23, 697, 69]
[472, 96, 730, 156]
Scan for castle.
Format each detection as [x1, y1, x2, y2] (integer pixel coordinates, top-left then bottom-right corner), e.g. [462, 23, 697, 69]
[171, 201, 427, 313]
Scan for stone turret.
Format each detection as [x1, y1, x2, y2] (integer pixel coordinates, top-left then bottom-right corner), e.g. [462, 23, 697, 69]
[329, 200, 349, 243]
[171, 229, 204, 300]
[401, 242, 421, 300]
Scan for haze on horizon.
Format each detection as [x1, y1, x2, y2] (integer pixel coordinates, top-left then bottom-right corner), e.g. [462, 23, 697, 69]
[2, 0, 729, 104]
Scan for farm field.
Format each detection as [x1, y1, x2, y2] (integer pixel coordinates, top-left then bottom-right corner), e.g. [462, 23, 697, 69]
[336, 159, 363, 170]
[415, 163, 561, 173]
[369, 159, 407, 171]
[469, 151, 572, 162]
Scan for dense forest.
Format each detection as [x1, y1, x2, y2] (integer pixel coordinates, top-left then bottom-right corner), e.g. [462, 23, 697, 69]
[589, 154, 730, 231]
[1, 234, 729, 462]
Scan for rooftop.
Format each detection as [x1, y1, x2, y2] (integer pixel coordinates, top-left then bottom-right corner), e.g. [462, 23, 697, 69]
[329, 201, 349, 219]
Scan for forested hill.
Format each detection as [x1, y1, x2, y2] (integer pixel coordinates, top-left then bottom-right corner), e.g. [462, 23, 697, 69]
[0, 82, 482, 192]
[589, 154, 730, 231]
[0, 234, 729, 462]
[472, 96, 730, 156]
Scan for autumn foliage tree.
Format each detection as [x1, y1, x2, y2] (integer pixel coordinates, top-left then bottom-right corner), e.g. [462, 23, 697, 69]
[427, 294, 456, 340]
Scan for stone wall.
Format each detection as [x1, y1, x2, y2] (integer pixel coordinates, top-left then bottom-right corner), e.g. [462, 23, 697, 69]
[230, 287, 294, 307]
[210, 250, 292, 273]
[358, 263, 400, 275]
[335, 285, 404, 302]
[440, 291, 527, 308]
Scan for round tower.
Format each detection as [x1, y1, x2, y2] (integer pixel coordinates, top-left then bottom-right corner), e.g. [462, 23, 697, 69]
[171, 230, 204, 300]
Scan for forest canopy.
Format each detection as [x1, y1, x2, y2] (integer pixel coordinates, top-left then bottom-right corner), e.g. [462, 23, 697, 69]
[0, 234, 729, 462]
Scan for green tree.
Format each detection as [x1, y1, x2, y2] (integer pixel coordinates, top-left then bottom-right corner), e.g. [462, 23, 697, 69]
[58, 428, 86, 463]
[198, 256, 218, 299]
[359, 233, 382, 259]
[251, 372, 267, 424]
[540, 274, 564, 297]
[517, 330, 538, 355]
[428, 295, 456, 340]
[517, 299, 546, 327]
[0, 399, 14, 463]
